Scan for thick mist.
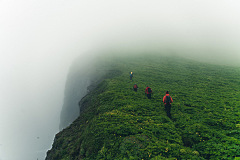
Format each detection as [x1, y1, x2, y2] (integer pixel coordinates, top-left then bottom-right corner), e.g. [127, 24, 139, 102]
[1, 0, 240, 160]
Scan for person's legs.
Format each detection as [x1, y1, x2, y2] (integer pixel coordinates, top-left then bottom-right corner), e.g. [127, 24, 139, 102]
[134, 88, 137, 92]
[166, 104, 171, 119]
[147, 94, 151, 99]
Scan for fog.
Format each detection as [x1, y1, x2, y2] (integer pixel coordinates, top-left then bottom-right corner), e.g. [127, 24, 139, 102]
[0, 0, 240, 160]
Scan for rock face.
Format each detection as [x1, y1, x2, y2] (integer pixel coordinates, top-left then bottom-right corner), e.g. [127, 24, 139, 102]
[58, 70, 90, 130]
[59, 54, 104, 130]
[46, 69, 122, 160]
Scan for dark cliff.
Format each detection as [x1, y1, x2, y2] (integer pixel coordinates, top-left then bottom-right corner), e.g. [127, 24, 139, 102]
[59, 53, 113, 130]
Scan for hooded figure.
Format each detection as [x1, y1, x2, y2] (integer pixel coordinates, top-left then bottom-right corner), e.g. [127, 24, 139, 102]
[163, 91, 173, 119]
[145, 86, 153, 99]
[133, 83, 138, 92]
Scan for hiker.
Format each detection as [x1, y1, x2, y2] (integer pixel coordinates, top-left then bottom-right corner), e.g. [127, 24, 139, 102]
[133, 83, 138, 92]
[130, 72, 133, 80]
[163, 91, 173, 119]
[145, 86, 153, 99]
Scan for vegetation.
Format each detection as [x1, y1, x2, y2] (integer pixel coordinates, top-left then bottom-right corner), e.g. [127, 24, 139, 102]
[46, 54, 240, 160]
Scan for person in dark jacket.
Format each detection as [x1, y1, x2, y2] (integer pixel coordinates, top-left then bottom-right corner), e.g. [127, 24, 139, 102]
[133, 84, 138, 92]
[163, 91, 173, 119]
[130, 72, 133, 80]
[145, 86, 153, 99]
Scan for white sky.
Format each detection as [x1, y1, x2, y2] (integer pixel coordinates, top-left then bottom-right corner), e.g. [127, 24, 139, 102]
[0, 0, 240, 160]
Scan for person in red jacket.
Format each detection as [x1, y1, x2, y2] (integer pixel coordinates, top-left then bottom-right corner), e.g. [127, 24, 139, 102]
[133, 83, 138, 92]
[145, 86, 153, 99]
[163, 91, 173, 119]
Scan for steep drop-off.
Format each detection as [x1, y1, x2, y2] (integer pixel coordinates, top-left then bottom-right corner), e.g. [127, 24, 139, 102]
[59, 53, 114, 130]
[47, 54, 240, 160]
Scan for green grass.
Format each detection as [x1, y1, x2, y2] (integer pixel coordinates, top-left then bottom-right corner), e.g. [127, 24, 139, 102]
[46, 54, 240, 160]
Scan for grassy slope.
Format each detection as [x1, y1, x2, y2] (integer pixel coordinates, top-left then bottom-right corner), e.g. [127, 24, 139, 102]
[46, 54, 240, 160]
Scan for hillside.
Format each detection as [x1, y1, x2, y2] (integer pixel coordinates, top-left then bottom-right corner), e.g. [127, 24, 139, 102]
[46, 54, 240, 160]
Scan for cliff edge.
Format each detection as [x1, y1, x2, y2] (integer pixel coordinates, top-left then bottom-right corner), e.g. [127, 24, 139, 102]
[46, 54, 240, 160]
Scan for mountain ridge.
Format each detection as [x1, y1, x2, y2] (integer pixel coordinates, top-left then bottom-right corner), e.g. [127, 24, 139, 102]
[46, 54, 240, 160]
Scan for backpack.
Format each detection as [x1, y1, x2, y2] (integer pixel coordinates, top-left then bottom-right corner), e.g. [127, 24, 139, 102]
[147, 88, 152, 93]
[134, 85, 137, 88]
[165, 96, 171, 104]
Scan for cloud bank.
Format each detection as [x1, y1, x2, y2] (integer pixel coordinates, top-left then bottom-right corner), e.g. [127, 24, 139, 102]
[0, 0, 240, 160]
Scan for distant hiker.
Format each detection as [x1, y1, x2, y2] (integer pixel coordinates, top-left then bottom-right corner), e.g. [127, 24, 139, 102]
[133, 83, 138, 92]
[163, 91, 173, 119]
[145, 86, 153, 99]
[130, 72, 133, 80]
